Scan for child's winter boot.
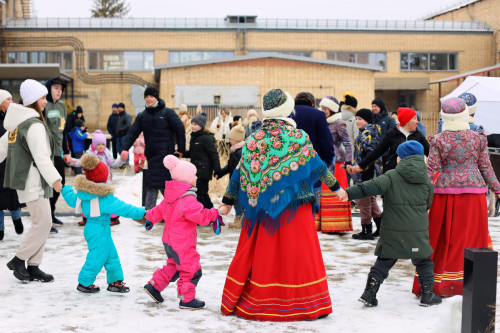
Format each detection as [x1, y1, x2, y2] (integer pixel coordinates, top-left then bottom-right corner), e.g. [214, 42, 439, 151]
[110, 217, 121, 226]
[179, 298, 205, 309]
[107, 280, 130, 293]
[359, 275, 381, 307]
[373, 216, 382, 237]
[77, 283, 100, 293]
[78, 217, 87, 226]
[27, 266, 54, 282]
[228, 215, 242, 228]
[352, 224, 375, 240]
[6, 256, 30, 281]
[13, 217, 23, 234]
[419, 281, 442, 307]
[144, 283, 164, 303]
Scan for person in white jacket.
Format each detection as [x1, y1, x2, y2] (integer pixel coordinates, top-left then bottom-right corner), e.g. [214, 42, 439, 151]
[210, 108, 232, 143]
[0, 79, 62, 283]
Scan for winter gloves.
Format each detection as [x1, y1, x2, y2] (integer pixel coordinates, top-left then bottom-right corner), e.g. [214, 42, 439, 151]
[212, 216, 225, 235]
[145, 220, 153, 231]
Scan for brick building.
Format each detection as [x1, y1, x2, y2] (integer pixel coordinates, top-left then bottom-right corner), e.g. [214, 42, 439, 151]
[0, 0, 498, 135]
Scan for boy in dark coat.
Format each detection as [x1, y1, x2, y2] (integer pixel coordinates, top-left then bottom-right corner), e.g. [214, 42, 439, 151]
[186, 113, 221, 209]
[343, 141, 441, 307]
[68, 119, 88, 175]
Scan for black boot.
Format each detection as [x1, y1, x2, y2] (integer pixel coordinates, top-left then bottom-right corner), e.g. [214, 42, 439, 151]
[373, 216, 382, 237]
[107, 280, 130, 293]
[352, 225, 375, 240]
[27, 266, 54, 282]
[419, 281, 442, 307]
[0, 230, 4, 241]
[359, 276, 381, 307]
[13, 218, 24, 234]
[6, 256, 30, 281]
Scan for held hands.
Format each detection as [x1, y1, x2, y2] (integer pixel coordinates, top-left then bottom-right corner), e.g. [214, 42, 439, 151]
[63, 154, 72, 164]
[120, 151, 129, 161]
[347, 165, 362, 175]
[335, 188, 349, 202]
[144, 220, 153, 231]
[218, 204, 232, 216]
[174, 151, 183, 158]
[53, 180, 63, 193]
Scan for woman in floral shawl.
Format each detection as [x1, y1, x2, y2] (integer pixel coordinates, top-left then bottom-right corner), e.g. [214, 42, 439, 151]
[220, 89, 345, 321]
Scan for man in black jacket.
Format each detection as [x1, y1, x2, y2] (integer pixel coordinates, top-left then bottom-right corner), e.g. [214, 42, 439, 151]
[120, 87, 186, 211]
[116, 102, 132, 163]
[349, 107, 429, 175]
[107, 103, 119, 159]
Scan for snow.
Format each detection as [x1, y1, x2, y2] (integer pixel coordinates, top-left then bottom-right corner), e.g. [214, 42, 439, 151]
[0, 171, 498, 333]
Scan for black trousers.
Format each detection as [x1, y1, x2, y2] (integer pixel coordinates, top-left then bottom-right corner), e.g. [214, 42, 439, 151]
[111, 138, 117, 159]
[196, 178, 213, 209]
[49, 156, 66, 219]
[369, 256, 434, 284]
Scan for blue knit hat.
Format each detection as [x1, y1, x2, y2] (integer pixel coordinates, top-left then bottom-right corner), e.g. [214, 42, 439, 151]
[396, 141, 424, 159]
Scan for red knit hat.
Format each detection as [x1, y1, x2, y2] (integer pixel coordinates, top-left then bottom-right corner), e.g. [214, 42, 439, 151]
[81, 154, 109, 183]
[397, 107, 417, 127]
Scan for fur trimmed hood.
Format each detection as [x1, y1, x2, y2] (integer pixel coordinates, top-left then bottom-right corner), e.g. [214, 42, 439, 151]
[74, 175, 114, 197]
[341, 104, 357, 115]
[326, 112, 343, 124]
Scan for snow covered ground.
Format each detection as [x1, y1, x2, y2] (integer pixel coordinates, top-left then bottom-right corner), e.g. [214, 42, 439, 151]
[0, 171, 498, 333]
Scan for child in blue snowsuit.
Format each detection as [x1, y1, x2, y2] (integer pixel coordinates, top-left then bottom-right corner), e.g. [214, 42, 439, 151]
[61, 153, 145, 293]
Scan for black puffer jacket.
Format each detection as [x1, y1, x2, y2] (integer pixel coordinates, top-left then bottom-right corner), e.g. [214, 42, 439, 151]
[185, 129, 221, 180]
[358, 126, 429, 173]
[116, 110, 132, 137]
[122, 99, 186, 188]
[217, 147, 242, 179]
[373, 109, 396, 138]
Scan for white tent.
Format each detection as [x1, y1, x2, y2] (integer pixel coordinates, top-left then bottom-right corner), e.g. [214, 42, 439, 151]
[441, 76, 500, 134]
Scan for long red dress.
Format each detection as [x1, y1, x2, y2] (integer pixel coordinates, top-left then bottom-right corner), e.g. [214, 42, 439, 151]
[221, 204, 332, 321]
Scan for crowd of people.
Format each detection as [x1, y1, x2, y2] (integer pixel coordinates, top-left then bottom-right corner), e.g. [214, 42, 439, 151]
[0, 79, 499, 320]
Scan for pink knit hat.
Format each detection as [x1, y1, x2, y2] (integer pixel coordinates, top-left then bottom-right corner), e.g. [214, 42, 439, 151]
[163, 155, 197, 184]
[92, 130, 107, 147]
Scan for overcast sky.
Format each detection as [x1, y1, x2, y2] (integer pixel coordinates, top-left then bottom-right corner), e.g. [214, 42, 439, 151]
[32, 0, 470, 20]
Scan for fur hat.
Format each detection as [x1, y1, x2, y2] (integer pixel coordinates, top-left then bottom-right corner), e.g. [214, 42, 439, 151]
[344, 94, 358, 108]
[229, 119, 245, 142]
[319, 96, 340, 113]
[144, 86, 159, 100]
[396, 141, 424, 159]
[397, 107, 417, 127]
[262, 89, 295, 118]
[440, 97, 469, 131]
[0, 89, 12, 105]
[191, 112, 207, 128]
[75, 119, 84, 128]
[20, 79, 48, 106]
[163, 154, 197, 184]
[81, 154, 109, 184]
[92, 130, 107, 147]
[458, 92, 478, 115]
[356, 108, 373, 124]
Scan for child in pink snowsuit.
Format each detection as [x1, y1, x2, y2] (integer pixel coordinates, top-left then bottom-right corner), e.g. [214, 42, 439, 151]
[133, 133, 146, 173]
[144, 155, 221, 309]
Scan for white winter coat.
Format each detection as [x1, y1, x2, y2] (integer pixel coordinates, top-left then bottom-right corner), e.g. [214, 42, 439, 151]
[210, 111, 233, 143]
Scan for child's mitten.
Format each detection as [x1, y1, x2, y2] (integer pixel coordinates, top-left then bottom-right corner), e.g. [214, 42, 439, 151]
[145, 220, 153, 231]
[212, 216, 225, 235]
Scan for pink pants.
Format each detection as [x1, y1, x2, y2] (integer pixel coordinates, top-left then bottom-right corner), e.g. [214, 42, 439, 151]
[357, 196, 381, 225]
[150, 242, 202, 302]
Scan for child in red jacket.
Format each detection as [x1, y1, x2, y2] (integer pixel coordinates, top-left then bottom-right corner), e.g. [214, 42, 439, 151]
[143, 155, 224, 309]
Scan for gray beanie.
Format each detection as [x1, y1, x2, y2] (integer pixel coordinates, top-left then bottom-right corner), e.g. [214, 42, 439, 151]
[191, 112, 207, 128]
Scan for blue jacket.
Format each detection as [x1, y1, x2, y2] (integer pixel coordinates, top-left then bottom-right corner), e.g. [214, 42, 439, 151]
[291, 105, 335, 165]
[61, 176, 145, 224]
[68, 126, 88, 153]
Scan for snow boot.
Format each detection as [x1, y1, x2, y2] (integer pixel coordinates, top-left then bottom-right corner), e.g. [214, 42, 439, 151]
[77, 283, 100, 293]
[0, 230, 3, 241]
[6, 256, 30, 281]
[107, 280, 130, 293]
[144, 284, 164, 303]
[50, 226, 58, 234]
[110, 217, 121, 226]
[13, 218, 24, 234]
[52, 216, 64, 225]
[419, 281, 442, 307]
[78, 217, 87, 226]
[373, 216, 382, 237]
[27, 266, 54, 282]
[359, 276, 381, 307]
[179, 298, 205, 309]
[228, 215, 243, 228]
[352, 224, 374, 240]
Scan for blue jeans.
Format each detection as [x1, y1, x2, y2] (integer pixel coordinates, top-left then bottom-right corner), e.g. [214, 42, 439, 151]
[116, 135, 129, 163]
[0, 209, 22, 231]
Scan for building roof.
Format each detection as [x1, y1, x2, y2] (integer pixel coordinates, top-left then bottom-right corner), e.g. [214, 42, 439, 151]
[420, 0, 482, 20]
[0, 63, 72, 81]
[154, 53, 383, 81]
[2, 17, 492, 33]
[429, 62, 500, 84]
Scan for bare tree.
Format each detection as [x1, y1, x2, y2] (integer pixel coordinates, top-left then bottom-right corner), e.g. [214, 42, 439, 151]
[91, 0, 130, 18]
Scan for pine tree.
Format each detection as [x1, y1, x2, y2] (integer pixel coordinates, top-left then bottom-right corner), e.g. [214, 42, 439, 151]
[91, 0, 130, 18]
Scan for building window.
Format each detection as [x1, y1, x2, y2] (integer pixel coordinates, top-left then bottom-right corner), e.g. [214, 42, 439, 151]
[6, 51, 73, 71]
[400, 52, 457, 71]
[169, 51, 234, 64]
[327, 52, 386, 70]
[88, 51, 154, 71]
[248, 51, 313, 57]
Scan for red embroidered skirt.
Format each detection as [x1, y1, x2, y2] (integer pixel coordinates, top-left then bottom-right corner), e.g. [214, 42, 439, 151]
[412, 193, 492, 297]
[316, 162, 353, 233]
[221, 203, 332, 321]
